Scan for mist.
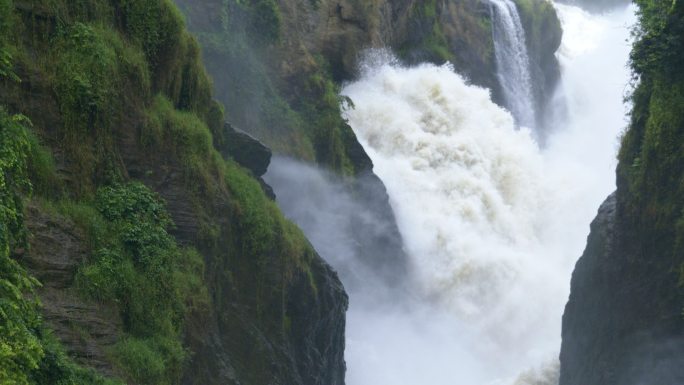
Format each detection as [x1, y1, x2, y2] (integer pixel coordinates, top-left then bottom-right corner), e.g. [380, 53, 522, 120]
[266, 2, 635, 385]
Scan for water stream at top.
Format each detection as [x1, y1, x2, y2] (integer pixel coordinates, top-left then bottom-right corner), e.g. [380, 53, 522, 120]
[266, 2, 636, 384]
[490, 0, 536, 129]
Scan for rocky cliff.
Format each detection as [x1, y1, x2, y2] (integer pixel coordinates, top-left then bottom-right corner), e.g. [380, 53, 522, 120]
[0, 0, 566, 384]
[173, 0, 562, 166]
[560, 1, 684, 384]
[0, 1, 345, 384]
[174, 0, 562, 290]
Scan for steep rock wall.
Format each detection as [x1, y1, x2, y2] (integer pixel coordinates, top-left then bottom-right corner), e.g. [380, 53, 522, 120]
[560, 1, 684, 384]
[174, 0, 562, 301]
[0, 1, 347, 384]
[174, 0, 562, 165]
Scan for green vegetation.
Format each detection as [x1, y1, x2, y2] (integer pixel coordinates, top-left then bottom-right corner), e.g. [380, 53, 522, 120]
[0, 108, 120, 385]
[300, 70, 356, 175]
[0, 0, 326, 383]
[35, 182, 210, 385]
[247, 0, 282, 44]
[617, 0, 684, 286]
[54, 22, 143, 194]
[178, 0, 366, 175]
[514, 0, 562, 55]
[143, 95, 219, 188]
[0, 108, 41, 385]
[399, 0, 455, 63]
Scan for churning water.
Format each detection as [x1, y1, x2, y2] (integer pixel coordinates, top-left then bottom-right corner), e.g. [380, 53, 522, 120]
[266, 2, 636, 385]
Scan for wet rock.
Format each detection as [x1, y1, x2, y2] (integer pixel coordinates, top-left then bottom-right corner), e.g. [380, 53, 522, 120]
[560, 192, 684, 385]
[224, 122, 272, 177]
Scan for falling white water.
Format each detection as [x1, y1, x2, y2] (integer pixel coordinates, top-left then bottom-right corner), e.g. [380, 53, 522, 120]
[490, 0, 536, 129]
[336, 3, 636, 385]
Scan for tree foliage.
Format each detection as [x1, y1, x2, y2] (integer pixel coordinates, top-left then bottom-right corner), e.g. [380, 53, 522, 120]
[0, 108, 43, 385]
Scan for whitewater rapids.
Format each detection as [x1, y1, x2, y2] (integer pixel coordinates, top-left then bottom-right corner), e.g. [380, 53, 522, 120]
[338, 4, 636, 385]
[266, 2, 636, 385]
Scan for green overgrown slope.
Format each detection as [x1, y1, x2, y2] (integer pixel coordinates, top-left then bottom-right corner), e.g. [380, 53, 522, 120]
[0, 1, 346, 384]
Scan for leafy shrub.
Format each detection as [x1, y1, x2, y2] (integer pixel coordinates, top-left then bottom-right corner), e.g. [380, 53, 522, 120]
[117, 0, 184, 70]
[65, 182, 209, 384]
[29, 331, 123, 385]
[1, 107, 119, 384]
[0, 108, 43, 385]
[109, 336, 184, 385]
[248, 0, 282, 44]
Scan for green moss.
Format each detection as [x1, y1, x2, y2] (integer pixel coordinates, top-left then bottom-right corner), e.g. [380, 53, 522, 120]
[51, 22, 149, 195]
[616, 0, 684, 297]
[513, 0, 562, 57]
[247, 0, 281, 44]
[1, 107, 120, 384]
[0, 107, 42, 385]
[0, 0, 19, 82]
[109, 336, 185, 385]
[58, 182, 209, 384]
[1, 0, 325, 382]
[29, 331, 123, 385]
[144, 95, 220, 191]
[399, 0, 455, 63]
[25, 133, 61, 199]
[300, 70, 356, 175]
[117, 0, 185, 72]
[36, 182, 210, 384]
[222, 160, 276, 255]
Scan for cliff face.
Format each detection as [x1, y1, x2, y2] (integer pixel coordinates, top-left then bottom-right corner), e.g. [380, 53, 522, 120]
[174, 0, 561, 292]
[174, 0, 562, 166]
[0, 1, 346, 384]
[0, 0, 566, 384]
[515, 0, 562, 130]
[560, 1, 684, 384]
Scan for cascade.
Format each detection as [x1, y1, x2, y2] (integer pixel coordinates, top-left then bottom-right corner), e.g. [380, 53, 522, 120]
[490, 0, 537, 130]
[266, 2, 636, 384]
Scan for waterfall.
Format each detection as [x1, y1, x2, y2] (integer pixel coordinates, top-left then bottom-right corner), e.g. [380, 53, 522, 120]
[266, 2, 636, 385]
[490, 0, 537, 130]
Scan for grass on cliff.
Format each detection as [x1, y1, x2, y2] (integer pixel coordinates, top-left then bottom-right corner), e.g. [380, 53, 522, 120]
[398, 0, 455, 63]
[142, 93, 316, 288]
[182, 0, 365, 176]
[0, 107, 122, 385]
[618, 0, 684, 291]
[37, 182, 210, 385]
[2, 0, 222, 197]
[2, 0, 322, 382]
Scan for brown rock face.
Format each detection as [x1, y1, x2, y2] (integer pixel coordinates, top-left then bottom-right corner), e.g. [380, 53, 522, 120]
[20, 204, 123, 377]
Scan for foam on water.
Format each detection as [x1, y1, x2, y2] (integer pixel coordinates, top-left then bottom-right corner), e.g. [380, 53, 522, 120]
[339, 4, 636, 384]
[266, 3, 635, 384]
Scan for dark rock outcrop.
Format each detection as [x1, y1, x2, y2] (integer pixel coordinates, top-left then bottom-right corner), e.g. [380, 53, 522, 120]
[349, 170, 409, 286]
[560, 3, 684, 383]
[223, 123, 272, 177]
[222, 122, 276, 198]
[560, 192, 684, 385]
[515, 0, 563, 133]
